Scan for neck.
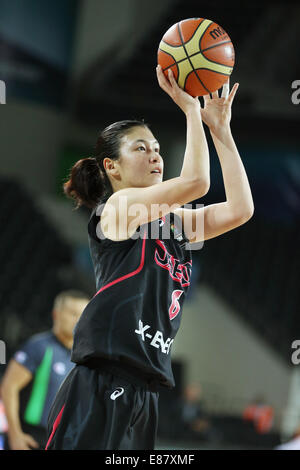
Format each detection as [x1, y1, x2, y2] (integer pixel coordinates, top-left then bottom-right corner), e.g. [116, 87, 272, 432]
[52, 328, 72, 350]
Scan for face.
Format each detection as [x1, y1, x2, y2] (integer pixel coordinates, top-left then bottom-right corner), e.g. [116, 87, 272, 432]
[53, 297, 89, 338]
[184, 384, 202, 402]
[108, 126, 164, 189]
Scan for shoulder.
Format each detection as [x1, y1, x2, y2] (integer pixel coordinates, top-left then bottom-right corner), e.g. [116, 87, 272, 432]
[89, 194, 144, 244]
[23, 331, 52, 347]
[13, 331, 52, 371]
[17, 331, 52, 356]
[28, 330, 53, 345]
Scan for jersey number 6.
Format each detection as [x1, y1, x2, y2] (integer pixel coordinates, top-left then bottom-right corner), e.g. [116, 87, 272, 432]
[169, 290, 183, 320]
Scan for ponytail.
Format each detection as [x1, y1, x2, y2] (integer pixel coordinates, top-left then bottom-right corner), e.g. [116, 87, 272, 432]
[63, 157, 110, 210]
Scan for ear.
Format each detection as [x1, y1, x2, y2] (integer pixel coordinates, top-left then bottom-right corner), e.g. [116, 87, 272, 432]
[103, 157, 120, 176]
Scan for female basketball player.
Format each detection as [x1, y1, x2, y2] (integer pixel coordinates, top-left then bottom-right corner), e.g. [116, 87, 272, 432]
[45, 66, 254, 450]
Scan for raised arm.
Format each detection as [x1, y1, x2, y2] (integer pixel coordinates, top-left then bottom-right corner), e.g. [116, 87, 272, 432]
[102, 66, 210, 241]
[174, 80, 254, 244]
[161, 67, 210, 185]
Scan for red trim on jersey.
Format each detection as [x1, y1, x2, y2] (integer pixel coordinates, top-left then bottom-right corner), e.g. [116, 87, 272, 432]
[93, 230, 147, 298]
[45, 404, 65, 450]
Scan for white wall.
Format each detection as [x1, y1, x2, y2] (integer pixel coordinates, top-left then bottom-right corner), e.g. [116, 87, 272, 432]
[280, 368, 300, 439]
[172, 283, 291, 428]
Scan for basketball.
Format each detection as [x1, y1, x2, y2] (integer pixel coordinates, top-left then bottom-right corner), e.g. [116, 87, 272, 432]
[158, 18, 235, 97]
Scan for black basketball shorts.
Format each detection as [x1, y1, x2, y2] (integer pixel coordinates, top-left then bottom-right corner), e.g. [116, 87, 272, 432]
[45, 361, 160, 450]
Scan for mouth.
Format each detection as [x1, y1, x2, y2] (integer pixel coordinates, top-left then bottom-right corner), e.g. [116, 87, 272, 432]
[150, 168, 162, 175]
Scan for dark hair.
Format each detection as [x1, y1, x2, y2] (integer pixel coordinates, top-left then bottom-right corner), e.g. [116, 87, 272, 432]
[63, 119, 149, 210]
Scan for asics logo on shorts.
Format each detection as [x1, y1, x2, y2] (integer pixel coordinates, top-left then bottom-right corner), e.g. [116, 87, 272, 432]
[110, 387, 125, 400]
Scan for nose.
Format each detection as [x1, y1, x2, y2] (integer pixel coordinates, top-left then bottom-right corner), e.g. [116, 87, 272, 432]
[149, 151, 161, 163]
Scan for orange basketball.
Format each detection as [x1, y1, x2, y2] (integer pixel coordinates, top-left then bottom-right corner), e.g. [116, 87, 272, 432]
[158, 18, 235, 97]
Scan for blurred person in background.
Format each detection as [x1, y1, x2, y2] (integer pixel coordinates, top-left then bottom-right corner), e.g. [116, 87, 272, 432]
[158, 382, 220, 443]
[0, 290, 89, 450]
[180, 383, 212, 439]
[242, 394, 274, 435]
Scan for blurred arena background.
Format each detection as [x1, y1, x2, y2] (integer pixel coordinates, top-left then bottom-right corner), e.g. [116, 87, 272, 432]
[0, 0, 300, 450]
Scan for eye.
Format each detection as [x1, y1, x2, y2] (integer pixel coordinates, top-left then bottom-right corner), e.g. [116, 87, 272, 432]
[137, 146, 146, 152]
[155, 148, 160, 153]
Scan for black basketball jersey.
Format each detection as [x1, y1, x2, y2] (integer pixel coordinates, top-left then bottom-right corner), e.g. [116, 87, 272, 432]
[71, 197, 193, 388]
